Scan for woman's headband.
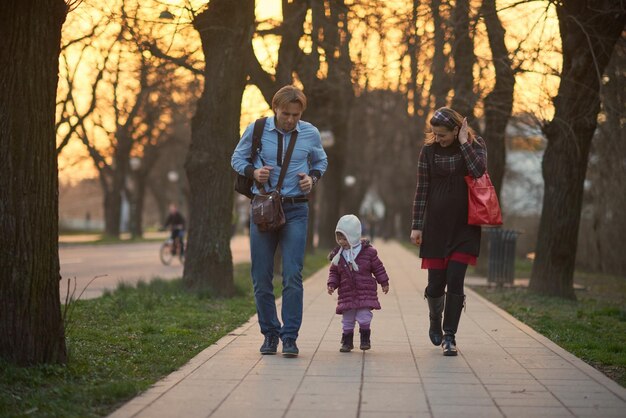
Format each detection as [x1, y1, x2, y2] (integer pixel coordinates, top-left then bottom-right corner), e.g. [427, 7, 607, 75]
[430, 110, 459, 130]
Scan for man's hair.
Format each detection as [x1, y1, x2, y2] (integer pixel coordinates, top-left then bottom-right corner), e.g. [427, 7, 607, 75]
[272, 85, 307, 112]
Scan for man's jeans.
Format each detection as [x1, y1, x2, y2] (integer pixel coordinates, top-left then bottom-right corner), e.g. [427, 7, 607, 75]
[250, 201, 308, 341]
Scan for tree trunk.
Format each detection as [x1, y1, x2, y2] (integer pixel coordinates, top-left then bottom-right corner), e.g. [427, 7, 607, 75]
[248, 0, 308, 100]
[481, 0, 514, 197]
[529, 2, 625, 298]
[451, 0, 477, 122]
[129, 149, 159, 239]
[148, 178, 169, 223]
[430, 0, 450, 109]
[102, 137, 131, 238]
[130, 172, 146, 239]
[316, 100, 351, 249]
[408, 0, 421, 119]
[183, 0, 254, 295]
[275, 0, 308, 86]
[312, 0, 354, 249]
[103, 188, 122, 238]
[584, 38, 626, 275]
[103, 167, 127, 237]
[0, 0, 67, 365]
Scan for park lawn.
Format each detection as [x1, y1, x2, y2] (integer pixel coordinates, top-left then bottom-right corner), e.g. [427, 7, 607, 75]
[471, 267, 626, 388]
[59, 235, 165, 246]
[0, 251, 331, 418]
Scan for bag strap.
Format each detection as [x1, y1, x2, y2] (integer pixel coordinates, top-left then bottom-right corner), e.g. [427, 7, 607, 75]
[276, 130, 298, 190]
[251, 117, 267, 190]
[250, 117, 267, 162]
[259, 130, 299, 195]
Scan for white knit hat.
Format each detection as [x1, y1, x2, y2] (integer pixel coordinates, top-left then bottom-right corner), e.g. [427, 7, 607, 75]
[332, 214, 362, 271]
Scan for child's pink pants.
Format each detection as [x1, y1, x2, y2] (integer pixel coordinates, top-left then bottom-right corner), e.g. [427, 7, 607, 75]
[342, 308, 373, 332]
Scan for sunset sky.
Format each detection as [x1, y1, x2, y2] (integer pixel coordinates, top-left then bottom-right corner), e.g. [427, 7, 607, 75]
[57, 0, 560, 184]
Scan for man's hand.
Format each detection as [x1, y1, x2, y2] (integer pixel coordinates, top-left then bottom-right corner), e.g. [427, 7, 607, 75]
[410, 229, 422, 247]
[298, 173, 313, 193]
[254, 166, 273, 183]
[327, 285, 335, 295]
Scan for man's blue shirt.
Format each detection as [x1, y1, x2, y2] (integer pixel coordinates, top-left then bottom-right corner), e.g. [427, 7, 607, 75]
[231, 117, 328, 197]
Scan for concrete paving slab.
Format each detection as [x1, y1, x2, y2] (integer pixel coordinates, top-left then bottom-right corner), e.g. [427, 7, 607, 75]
[430, 404, 502, 418]
[109, 241, 626, 418]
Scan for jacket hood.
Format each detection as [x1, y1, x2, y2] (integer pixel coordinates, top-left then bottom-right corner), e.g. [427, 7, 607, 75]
[335, 214, 362, 247]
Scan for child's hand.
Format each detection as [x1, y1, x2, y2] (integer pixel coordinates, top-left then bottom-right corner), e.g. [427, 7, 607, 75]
[382, 284, 389, 294]
[327, 286, 335, 295]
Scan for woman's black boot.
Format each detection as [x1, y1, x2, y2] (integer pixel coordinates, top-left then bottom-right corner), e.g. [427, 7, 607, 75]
[359, 329, 371, 350]
[442, 293, 465, 356]
[424, 288, 444, 346]
[442, 334, 457, 356]
[340, 332, 354, 352]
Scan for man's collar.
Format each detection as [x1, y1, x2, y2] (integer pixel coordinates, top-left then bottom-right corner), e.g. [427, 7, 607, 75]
[270, 116, 301, 134]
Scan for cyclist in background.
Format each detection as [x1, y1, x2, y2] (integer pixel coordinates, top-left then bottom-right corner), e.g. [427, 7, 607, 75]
[163, 203, 185, 256]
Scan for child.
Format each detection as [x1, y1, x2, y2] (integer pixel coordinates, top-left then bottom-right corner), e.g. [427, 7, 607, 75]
[327, 214, 390, 352]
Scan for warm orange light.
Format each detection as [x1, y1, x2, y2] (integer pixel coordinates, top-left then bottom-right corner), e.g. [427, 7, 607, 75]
[58, 0, 561, 184]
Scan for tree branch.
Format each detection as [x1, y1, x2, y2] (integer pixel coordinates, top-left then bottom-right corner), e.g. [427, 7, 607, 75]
[143, 41, 204, 75]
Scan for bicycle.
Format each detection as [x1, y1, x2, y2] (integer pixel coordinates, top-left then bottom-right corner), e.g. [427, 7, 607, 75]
[160, 235, 185, 266]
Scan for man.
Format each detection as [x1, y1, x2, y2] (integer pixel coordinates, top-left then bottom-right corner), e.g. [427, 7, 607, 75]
[163, 203, 185, 255]
[231, 85, 328, 357]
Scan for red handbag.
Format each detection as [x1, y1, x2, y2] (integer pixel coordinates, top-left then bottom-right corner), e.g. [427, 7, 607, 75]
[464, 173, 503, 226]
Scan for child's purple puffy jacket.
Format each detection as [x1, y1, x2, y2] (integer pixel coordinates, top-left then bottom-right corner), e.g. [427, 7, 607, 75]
[327, 240, 390, 314]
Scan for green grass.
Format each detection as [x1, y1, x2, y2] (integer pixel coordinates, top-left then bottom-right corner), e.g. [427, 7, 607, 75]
[59, 235, 166, 246]
[472, 271, 626, 387]
[0, 250, 330, 418]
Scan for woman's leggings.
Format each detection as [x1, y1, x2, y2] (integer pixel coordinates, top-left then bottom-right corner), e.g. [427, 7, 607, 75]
[426, 261, 468, 297]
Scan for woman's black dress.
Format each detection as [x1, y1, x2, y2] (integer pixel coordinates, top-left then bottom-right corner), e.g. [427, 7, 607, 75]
[419, 141, 481, 259]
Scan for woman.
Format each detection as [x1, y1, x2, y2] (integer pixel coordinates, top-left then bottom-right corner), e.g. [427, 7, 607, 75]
[410, 107, 487, 356]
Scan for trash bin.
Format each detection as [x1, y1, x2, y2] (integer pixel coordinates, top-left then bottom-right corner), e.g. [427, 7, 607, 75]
[485, 229, 520, 286]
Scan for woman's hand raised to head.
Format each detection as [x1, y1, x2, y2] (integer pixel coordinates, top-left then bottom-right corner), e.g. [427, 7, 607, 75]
[458, 117, 468, 144]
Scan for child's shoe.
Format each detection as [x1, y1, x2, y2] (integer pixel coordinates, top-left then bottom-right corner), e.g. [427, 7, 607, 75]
[359, 329, 371, 350]
[340, 332, 354, 352]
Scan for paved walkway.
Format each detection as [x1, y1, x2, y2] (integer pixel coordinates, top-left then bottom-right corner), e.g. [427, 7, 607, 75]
[109, 241, 626, 418]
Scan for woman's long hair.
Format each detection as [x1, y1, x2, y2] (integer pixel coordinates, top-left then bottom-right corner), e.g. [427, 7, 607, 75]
[424, 107, 476, 145]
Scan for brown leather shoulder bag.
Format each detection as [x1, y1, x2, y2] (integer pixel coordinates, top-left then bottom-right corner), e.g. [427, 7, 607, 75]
[251, 130, 299, 232]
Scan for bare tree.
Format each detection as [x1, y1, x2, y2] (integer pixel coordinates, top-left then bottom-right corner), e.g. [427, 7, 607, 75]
[451, 0, 478, 122]
[576, 36, 626, 276]
[309, 0, 356, 248]
[127, 63, 194, 238]
[246, 0, 356, 249]
[60, 1, 196, 239]
[182, 0, 255, 295]
[407, 0, 424, 124]
[247, 0, 309, 102]
[529, 2, 626, 298]
[0, 0, 68, 365]
[345, 90, 416, 239]
[56, 15, 110, 154]
[80, 46, 153, 238]
[430, 0, 452, 109]
[480, 0, 515, 197]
